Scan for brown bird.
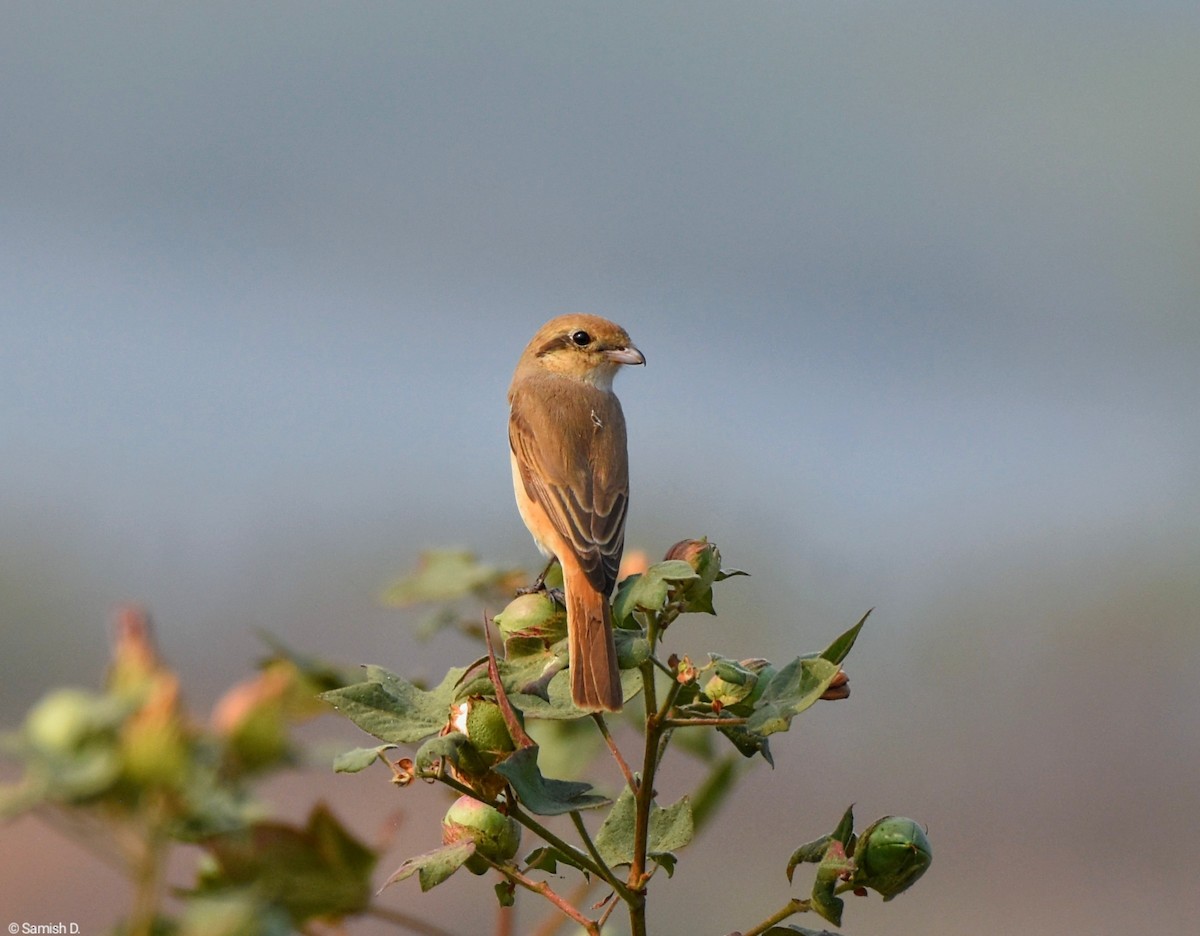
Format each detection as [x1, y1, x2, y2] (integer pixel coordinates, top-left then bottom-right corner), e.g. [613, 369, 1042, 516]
[508, 314, 645, 711]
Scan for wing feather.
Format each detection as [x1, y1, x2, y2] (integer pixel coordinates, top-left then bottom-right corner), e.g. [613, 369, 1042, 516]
[509, 378, 628, 596]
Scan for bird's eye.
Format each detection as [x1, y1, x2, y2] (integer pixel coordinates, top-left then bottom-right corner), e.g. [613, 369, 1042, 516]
[570, 330, 592, 347]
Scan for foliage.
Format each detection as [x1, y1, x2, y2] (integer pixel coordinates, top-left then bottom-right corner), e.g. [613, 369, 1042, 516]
[1, 540, 932, 936]
[327, 539, 931, 935]
[0, 607, 376, 936]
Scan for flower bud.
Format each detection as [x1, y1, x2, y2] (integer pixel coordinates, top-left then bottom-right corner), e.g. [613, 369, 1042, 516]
[853, 816, 932, 900]
[121, 674, 190, 788]
[442, 796, 522, 874]
[664, 538, 721, 588]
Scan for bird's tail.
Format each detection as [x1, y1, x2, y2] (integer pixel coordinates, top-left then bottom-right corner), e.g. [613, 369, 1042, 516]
[565, 568, 623, 712]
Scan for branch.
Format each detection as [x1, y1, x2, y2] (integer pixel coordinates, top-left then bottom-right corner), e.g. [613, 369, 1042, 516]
[738, 897, 812, 936]
[478, 855, 600, 936]
[591, 712, 636, 791]
[530, 879, 596, 936]
[662, 716, 748, 728]
[569, 810, 628, 900]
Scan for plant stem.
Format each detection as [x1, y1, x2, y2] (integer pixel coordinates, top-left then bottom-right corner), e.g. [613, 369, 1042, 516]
[662, 716, 748, 728]
[127, 806, 168, 936]
[530, 879, 596, 936]
[739, 897, 813, 936]
[591, 712, 636, 791]
[627, 656, 665, 936]
[480, 856, 600, 936]
[569, 810, 628, 899]
[434, 774, 610, 885]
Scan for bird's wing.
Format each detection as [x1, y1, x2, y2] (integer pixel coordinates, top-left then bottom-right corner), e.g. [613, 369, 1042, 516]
[509, 380, 628, 596]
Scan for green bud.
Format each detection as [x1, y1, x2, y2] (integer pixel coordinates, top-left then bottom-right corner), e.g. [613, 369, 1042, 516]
[442, 796, 522, 874]
[494, 593, 567, 643]
[853, 816, 932, 900]
[663, 538, 722, 613]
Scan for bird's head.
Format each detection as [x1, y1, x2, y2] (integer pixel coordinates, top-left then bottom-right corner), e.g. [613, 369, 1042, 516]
[520, 314, 645, 389]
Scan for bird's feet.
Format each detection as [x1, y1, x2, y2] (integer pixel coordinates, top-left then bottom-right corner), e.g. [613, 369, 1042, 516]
[514, 579, 564, 608]
[516, 559, 559, 597]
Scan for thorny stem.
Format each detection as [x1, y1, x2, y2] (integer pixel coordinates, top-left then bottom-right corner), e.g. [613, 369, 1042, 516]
[478, 855, 600, 936]
[737, 897, 813, 936]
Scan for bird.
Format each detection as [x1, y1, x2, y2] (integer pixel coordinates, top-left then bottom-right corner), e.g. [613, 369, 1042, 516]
[508, 314, 645, 711]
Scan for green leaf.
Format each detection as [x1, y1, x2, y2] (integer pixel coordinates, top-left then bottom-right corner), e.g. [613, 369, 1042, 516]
[831, 805, 855, 847]
[745, 656, 842, 737]
[810, 841, 849, 927]
[717, 722, 774, 765]
[197, 804, 377, 924]
[763, 926, 843, 936]
[611, 560, 699, 623]
[494, 879, 516, 907]
[613, 627, 651, 669]
[380, 841, 476, 892]
[594, 789, 694, 868]
[320, 666, 466, 744]
[332, 745, 395, 774]
[178, 891, 294, 936]
[652, 851, 678, 877]
[787, 836, 830, 883]
[510, 667, 643, 720]
[498, 640, 567, 699]
[821, 610, 871, 665]
[492, 746, 610, 815]
[380, 549, 512, 606]
[524, 845, 591, 878]
[414, 733, 491, 779]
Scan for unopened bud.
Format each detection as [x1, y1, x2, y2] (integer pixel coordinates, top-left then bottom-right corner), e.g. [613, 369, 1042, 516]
[852, 816, 932, 900]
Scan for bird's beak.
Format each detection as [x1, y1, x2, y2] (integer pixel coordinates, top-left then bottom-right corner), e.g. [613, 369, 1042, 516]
[603, 345, 646, 366]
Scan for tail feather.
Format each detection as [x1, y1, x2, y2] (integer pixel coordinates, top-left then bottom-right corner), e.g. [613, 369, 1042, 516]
[565, 569, 622, 712]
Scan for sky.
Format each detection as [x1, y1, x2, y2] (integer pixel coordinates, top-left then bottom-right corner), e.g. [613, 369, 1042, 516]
[2, 3, 1198, 935]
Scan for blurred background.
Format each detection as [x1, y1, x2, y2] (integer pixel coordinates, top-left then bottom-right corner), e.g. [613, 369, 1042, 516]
[2, 2, 1197, 934]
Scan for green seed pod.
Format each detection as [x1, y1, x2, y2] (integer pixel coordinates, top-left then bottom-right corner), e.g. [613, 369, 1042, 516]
[494, 593, 567, 642]
[853, 816, 932, 900]
[451, 697, 517, 766]
[442, 796, 522, 874]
